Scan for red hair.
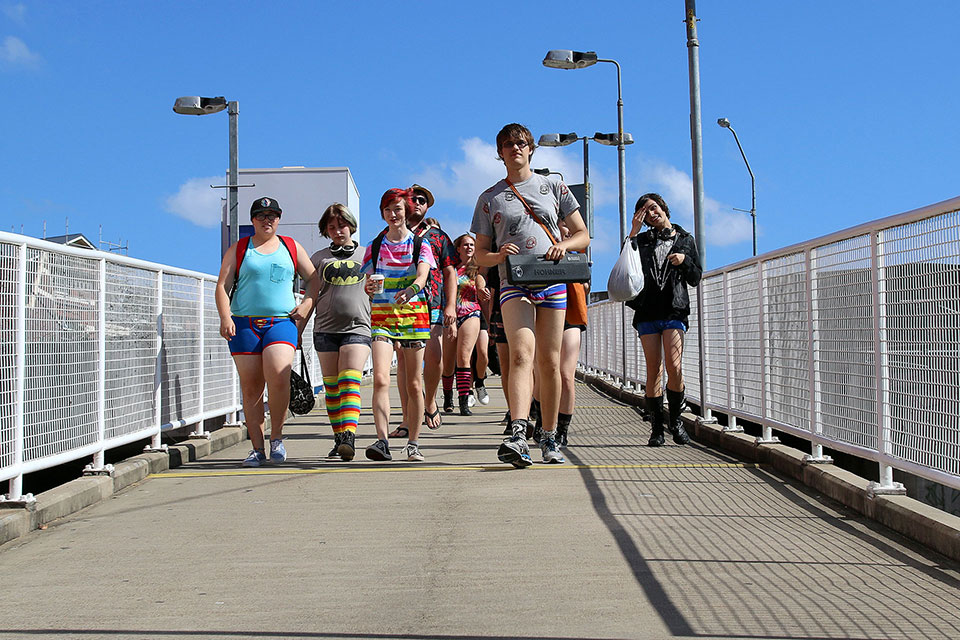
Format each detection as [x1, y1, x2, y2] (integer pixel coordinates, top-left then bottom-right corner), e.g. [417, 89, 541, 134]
[379, 188, 414, 218]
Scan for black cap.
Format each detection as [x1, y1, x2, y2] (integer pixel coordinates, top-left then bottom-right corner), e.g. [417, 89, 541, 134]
[250, 197, 282, 217]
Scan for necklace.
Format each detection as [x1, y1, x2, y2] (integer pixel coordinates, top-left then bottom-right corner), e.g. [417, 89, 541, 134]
[652, 235, 675, 290]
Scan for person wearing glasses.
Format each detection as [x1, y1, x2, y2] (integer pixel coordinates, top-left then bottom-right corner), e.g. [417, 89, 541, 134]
[471, 123, 590, 467]
[215, 197, 318, 467]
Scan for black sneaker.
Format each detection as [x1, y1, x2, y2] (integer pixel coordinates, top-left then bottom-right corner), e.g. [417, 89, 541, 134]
[365, 439, 392, 461]
[338, 431, 356, 461]
[326, 432, 342, 459]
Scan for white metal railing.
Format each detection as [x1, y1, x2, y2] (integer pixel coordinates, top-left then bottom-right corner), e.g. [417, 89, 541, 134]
[0, 232, 321, 503]
[582, 195, 960, 493]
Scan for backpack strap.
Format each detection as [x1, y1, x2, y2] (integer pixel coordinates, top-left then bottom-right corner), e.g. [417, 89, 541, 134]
[229, 236, 252, 301]
[278, 235, 298, 273]
[370, 229, 425, 275]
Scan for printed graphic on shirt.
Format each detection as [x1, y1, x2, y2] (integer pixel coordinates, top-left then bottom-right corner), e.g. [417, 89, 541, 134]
[322, 259, 364, 286]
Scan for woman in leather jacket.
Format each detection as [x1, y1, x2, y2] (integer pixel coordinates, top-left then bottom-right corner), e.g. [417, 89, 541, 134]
[625, 193, 702, 446]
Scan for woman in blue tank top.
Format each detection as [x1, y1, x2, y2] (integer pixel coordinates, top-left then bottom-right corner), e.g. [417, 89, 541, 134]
[214, 197, 319, 468]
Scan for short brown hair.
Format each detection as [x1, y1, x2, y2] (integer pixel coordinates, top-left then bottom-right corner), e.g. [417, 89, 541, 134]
[317, 203, 358, 238]
[496, 123, 536, 161]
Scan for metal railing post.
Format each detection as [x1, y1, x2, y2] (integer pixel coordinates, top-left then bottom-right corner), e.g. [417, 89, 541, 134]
[868, 229, 904, 495]
[145, 270, 166, 452]
[83, 258, 111, 476]
[190, 278, 208, 439]
[756, 260, 778, 444]
[2, 243, 30, 503]
[804, 248, 831, 464]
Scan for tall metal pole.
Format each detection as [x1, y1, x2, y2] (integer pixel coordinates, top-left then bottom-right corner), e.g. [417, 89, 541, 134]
[685, 0, 711, 419]
[599, 58, 630, 386]
[227, 100, 239, 247]
[583, 136, 592, 271]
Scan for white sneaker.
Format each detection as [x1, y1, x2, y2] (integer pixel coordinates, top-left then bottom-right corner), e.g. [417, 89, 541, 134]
[467, 393, 476, 407]
[403, 443, 424, 462]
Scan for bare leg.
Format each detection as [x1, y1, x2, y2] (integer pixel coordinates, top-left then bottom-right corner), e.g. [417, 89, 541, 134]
[501, 298, 536, 420]
[640, 334, 665, 397]
[559, 327, 581, 414]
[370, 339, 394, 440]
[401, 346, 426, 442]
[234, 354, 266, 450]
[422, 325, 443, 420]
[261, 343, 296, 438]
[533, 307, 565, 432]
[474, 328, 489, 380]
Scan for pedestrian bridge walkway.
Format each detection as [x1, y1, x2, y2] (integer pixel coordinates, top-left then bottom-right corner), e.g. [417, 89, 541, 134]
[1, 376, 959, 640]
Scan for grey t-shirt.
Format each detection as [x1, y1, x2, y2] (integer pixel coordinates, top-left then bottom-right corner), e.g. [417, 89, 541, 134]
[470, 173, 580, 282]
[310, 243, 371, 337]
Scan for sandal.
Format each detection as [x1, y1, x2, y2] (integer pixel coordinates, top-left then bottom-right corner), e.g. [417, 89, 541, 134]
[424, 406, 443, 430]
[388, 426, 409, 439]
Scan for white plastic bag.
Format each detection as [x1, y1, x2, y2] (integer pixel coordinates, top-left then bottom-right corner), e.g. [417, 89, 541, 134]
[607, 238, 644, 301]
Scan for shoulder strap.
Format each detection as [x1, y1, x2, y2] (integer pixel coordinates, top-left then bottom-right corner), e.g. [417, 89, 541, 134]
[278, 236, 298, 273]
[234, 236, 251, 275]
[505, 179, 559, 245]
[370, 230, 387, 271]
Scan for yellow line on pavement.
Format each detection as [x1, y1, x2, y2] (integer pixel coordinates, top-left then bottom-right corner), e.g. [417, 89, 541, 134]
[149, 462, 761, 479]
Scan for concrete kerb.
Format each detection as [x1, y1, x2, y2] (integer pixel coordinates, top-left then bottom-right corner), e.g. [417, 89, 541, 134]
[577, 369, 960, 563]
[0, 424, 245, 548]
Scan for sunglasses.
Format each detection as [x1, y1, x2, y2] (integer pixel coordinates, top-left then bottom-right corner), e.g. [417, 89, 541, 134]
[253, 212, 280, 221]
[413, 196, 429, 206]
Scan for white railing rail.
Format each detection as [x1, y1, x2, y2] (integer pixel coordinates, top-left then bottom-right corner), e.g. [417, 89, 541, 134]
[0, 232, 317, 503]
[582, 195, 960, 493]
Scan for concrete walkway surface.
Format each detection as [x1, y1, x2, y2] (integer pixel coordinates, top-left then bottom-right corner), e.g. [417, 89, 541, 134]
[1, 375, 959, 640]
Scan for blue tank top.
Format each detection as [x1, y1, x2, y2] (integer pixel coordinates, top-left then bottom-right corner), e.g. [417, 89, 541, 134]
[230, 240, 297, 317]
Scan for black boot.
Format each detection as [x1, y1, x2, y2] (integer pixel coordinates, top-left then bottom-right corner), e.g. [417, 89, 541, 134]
[443, 389, 454, 413]
[666, 388, 691, 445]
[556, 412, 572, 448]
[459, 394, 473, 416]
[646, 396, 666, 447]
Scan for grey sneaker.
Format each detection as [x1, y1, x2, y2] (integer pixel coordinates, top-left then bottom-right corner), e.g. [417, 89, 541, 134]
[498, 420, 533, 468]
[539, 433, 566, 464]
[365, 439, 392, 461]
[402, 442, 424, 462]
[475, 386, 490, 405]
[242, 449, 267, 467]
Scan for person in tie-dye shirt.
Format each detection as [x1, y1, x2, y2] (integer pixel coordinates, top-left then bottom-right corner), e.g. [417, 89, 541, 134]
[361, 188, 436, 462]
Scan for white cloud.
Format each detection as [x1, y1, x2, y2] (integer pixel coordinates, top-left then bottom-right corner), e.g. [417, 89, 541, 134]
[2, 3, 27, 25]
[638, 160, 752, 247]
[164, 177, 223, 228]
[0, 35, 40, 69]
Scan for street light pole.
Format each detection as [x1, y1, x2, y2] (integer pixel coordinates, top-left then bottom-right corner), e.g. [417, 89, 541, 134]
[717, 117, 756, 256]
[227, 101, 239, 247]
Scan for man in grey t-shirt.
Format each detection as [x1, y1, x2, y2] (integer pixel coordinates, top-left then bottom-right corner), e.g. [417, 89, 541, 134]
[471, 123, 590, 467]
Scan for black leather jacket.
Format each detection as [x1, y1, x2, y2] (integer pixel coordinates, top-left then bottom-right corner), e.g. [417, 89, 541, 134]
[625, 224, 702, 323]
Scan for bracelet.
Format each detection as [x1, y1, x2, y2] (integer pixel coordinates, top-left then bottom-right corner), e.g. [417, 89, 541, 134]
[408, 283, 421, 295]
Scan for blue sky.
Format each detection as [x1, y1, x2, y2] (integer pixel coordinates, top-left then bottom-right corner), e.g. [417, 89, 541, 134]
[2, 1, 958, 280]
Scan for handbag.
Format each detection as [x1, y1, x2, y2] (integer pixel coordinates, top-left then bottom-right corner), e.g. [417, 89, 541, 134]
[607, 237, 645, 301]
[288, 350, 316, 415]
[503, 179, 591, 285]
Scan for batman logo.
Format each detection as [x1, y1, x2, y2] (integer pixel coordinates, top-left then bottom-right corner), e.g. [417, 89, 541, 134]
[323, 259, 363, 286]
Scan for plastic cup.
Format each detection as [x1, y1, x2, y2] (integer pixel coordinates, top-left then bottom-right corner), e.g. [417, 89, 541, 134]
[369, 274, 385, 294]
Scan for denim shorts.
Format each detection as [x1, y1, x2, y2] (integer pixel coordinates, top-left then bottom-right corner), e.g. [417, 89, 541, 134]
[229, 316, 297, 355]
[313, 331, 372, 353]
[634, 319, 688, 336]
[457, 310, 481, 328]
[373, 336, 427, 349]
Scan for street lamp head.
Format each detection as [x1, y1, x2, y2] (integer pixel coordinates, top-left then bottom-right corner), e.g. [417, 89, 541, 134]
[542, 50, 598, 70]
[593, 132, 634, 146]
[173, 96, 228, 116]
[717, 117, 731, 128]
[538, 133, 579, 147]
[533, 168, 551, 176]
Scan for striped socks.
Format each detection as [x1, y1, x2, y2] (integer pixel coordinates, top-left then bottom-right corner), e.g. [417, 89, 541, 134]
[337, 369, 362, 433]
[456, 367, 472, 398]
